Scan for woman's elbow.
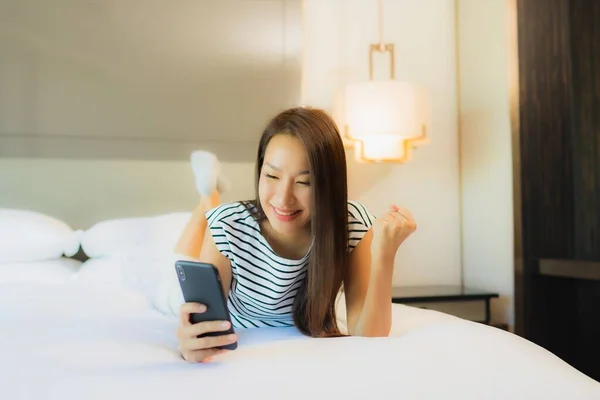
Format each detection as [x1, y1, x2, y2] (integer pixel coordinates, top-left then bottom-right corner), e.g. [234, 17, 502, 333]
[347, 320, 391, 337]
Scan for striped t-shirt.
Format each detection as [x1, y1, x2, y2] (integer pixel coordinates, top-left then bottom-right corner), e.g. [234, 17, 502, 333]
[204, 200, 375, 329]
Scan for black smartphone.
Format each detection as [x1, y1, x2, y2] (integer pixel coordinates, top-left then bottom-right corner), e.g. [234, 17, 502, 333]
[174, 260, 237, 350]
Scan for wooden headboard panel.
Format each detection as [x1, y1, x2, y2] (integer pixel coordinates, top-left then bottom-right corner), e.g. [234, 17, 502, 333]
[0, 158, 257, 231]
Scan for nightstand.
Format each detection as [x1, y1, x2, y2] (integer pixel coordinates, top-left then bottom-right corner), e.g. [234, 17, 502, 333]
[391, 285, 499, 325]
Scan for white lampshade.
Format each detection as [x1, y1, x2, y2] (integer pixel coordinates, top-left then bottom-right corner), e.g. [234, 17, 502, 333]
[340, 80, 429, 162]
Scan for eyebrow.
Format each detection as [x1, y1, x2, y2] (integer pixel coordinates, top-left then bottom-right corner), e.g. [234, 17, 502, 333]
[265, 163, 309, 175]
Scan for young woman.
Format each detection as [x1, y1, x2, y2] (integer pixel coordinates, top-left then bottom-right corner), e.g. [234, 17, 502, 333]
[175, 107, 417, 363]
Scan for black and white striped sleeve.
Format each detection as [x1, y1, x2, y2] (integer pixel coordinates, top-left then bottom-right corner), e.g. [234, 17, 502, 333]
[205, 203, 239, 260]
[347, 200, 376, 251]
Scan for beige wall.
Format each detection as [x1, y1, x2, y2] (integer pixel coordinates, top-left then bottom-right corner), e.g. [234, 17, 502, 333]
[0, 0, 462, 289]
[303, 0, 462, 287]
[0, 1, 518, 327]
[0, 0, 302, 162]
[457, 0, 515, 327]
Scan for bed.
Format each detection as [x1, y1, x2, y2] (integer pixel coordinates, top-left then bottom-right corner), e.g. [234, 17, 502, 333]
[0, 209, 598, 399]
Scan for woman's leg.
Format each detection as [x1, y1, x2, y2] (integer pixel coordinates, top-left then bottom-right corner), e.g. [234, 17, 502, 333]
[174, 190, 220, 259]
[152, 151, 227, 316]
[154, 189, 220, 317]
[174, 150, 229, 259]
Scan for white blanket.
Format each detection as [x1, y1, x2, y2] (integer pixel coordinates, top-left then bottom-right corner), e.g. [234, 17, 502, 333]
[0, 282, 598, 400]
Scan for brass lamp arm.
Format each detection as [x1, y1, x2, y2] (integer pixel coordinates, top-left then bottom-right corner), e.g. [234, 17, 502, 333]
[369, 43, 395, 80]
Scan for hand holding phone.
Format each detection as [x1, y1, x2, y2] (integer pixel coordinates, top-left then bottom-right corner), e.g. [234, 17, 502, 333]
[174, 260, 238, 363]
[176, 302, 237, 363]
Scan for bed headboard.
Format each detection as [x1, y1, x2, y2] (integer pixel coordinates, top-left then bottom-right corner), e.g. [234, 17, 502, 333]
[0, 0, 301, 231]
[0, 158, 256, 231]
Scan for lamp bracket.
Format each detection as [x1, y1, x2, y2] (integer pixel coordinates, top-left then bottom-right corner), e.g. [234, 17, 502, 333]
[369, 43, 395, 80]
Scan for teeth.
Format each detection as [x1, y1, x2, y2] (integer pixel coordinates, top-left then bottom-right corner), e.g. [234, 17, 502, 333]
[274, 208, 298, 216]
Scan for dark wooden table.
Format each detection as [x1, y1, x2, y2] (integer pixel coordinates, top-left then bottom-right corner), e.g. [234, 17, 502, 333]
[391, 285, 499, 324]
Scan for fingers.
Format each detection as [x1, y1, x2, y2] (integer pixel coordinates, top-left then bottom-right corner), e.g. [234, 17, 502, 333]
[177, 319, 232, 346]
[177, 329, 236, 363]
[380, 211, 409, 224]
[176, 313, 237, 363]
[184, 333, 238, 352]
[378, 206, 417, 232]
[386, 205, 415, 222]
[179, 302, 206, 326]
[178, 330, 236, 355]
[176, 300, 238, 365]
[184, 320, 232, 338]
[181, 347, 227, 364]
[395, 206, 414, 221]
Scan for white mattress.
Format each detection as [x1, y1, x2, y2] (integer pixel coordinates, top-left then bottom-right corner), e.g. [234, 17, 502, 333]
[0, 281, 598, 400]
[0, 258, 80, 284]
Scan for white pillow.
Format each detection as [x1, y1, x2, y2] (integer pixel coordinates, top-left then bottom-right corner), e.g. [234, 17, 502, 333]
[80, 212, 192, 258]
[72, 253, 186, 315]
[0, 209, 81, 263]
[0, 258, 81, 284]
[71, 257, 132, 290]
[72, 251, 185, 287]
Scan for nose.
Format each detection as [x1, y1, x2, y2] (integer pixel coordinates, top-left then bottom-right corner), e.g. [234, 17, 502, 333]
[273, 180, 296, 207]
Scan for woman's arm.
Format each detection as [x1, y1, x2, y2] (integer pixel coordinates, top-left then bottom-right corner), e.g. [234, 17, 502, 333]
[174, 193, 231, 296]
[343, 205, 416, 337]
[343, 229, 394, 337]
[196, 223, 233, 297]
[176, 224, 233, 363]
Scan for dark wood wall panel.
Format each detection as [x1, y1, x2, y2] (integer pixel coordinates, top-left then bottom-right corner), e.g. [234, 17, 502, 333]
[516, 0, 574, 343]
[569, 0, 600, 261]
[516, 0, 600, 382]
[568, 0, 600, 379]
[576, 280, 600, 378]
[516, 0, 574, 262]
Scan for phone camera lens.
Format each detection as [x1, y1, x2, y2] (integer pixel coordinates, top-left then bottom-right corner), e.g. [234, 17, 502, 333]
[176, 265, 186, 281]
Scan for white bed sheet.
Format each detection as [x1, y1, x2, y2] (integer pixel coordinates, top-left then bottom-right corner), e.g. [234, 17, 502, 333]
[0, 258, 80, 284]
[0, 282, 598, 400]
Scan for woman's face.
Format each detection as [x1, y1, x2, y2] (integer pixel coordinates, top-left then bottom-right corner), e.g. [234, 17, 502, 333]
[258, 134, 312, 237]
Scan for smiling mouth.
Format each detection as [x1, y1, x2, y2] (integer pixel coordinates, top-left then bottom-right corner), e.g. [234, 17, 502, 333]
[272, 207, 301, 216]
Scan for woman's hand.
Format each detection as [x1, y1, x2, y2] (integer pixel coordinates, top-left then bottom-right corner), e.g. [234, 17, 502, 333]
[176, 302, 237, 363]
[371, 204, 417, 262]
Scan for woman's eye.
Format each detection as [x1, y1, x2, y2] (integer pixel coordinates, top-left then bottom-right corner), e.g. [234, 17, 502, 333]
[265, 173, 278, 180]
[297, 181, 310, 186]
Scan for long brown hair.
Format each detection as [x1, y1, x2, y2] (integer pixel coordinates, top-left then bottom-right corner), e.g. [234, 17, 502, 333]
[245, 107, 349, 338]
